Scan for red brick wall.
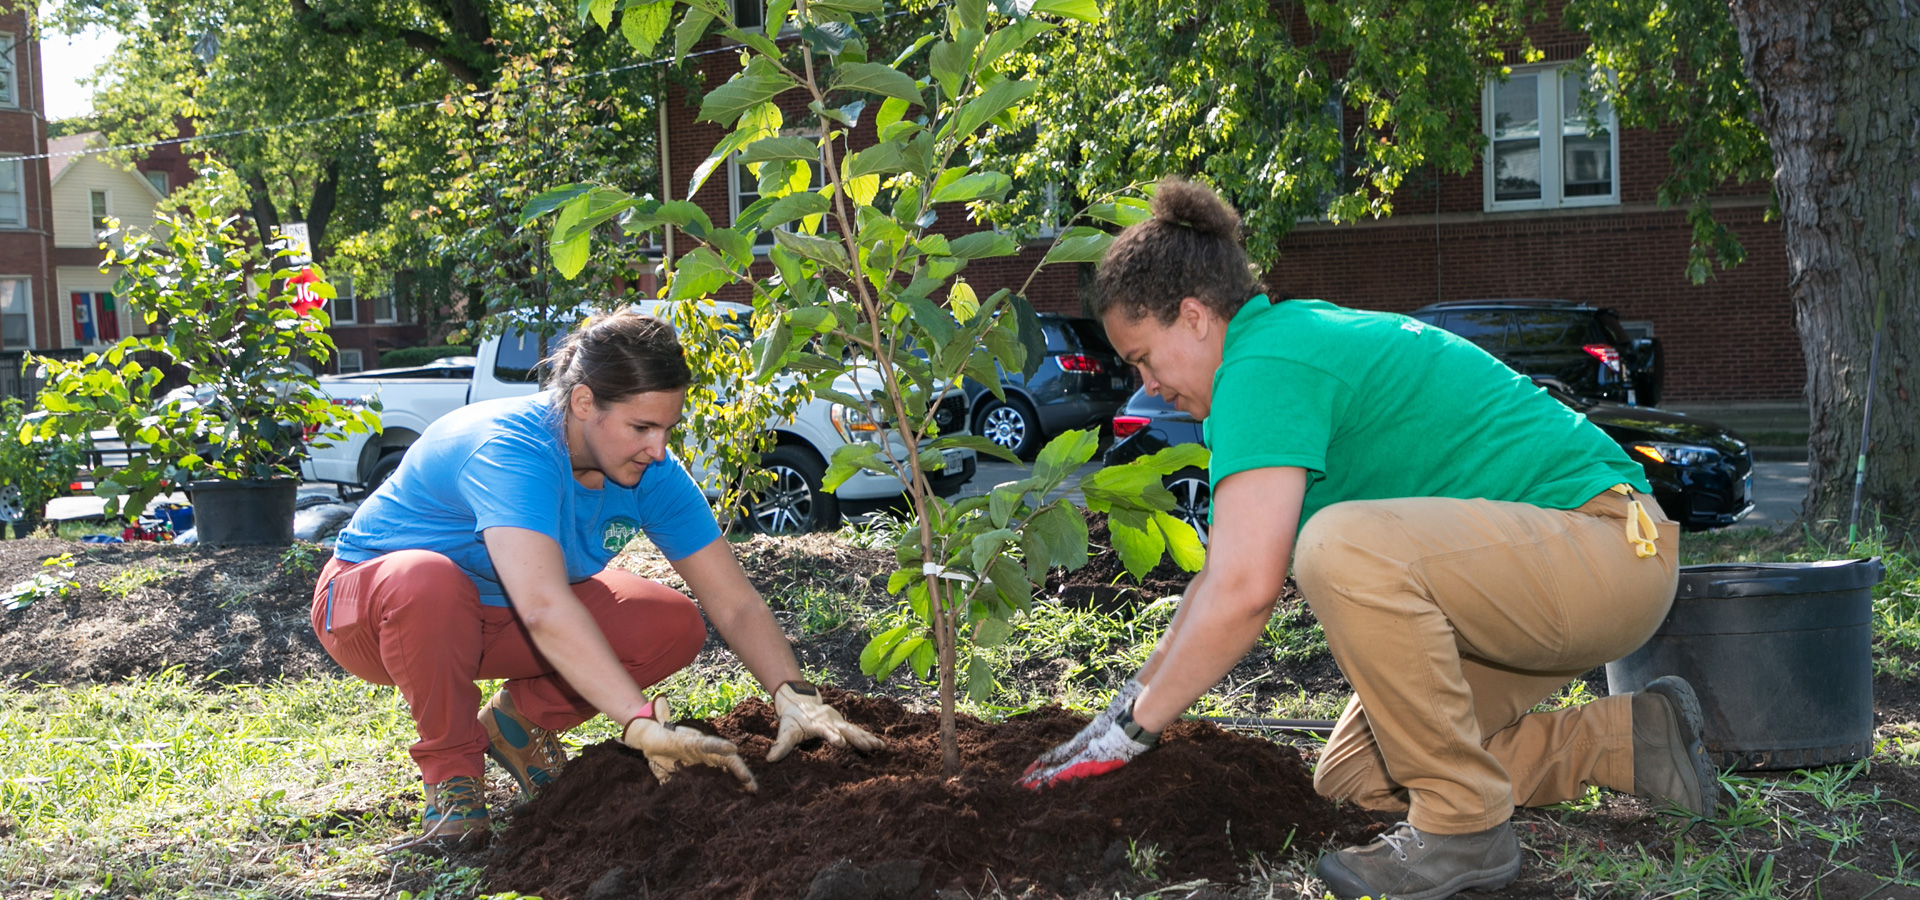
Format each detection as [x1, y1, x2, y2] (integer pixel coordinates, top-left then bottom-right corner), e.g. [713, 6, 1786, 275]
[0, 6, 54, 353]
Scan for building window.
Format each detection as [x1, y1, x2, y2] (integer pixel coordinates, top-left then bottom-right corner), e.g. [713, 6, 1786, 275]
[332, 274, 356, 324]
[338, 349, 364, 374]
[91, 191, 111, 239]
[0, 157, 22, 227]
[729, 135, 825, 252]
[1485, 66, 1618, 211]
[0, 279, 29, 349]
[144, 171, 169, 195]
[733, 0, 764, 30]
[371, 292, 397, 323]
[0, 34, 15, 108]
[71, 292, 121, 345]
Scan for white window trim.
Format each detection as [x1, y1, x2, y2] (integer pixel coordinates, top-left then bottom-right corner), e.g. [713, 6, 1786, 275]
[144, 170, 170, 195]
[0, 155, 24, 228]
[0, 277, 31, 351]
[338, 348, 364, 373]
[1483, 65, 1621, 213]
[332, 274, 357, 325]
[90, 189, 112, 238]
[371, 292, 397, 324]
[0, 32, 17, 109]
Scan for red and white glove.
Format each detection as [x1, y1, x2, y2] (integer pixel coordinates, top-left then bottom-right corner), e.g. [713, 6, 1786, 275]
[1020, 686, 1159, 789]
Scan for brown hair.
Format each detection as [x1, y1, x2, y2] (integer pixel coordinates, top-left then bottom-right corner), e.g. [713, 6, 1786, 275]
[1092, 177, 1266, 325]
[544, 311, 692, 406]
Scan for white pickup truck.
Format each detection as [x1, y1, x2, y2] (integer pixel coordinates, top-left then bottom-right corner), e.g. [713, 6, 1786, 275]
[301, 304, 977, 533]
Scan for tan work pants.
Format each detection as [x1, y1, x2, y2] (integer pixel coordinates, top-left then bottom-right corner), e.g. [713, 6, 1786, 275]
[1294, 488, 1678, 834]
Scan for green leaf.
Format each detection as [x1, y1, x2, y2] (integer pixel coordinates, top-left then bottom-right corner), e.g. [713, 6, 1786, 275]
[931, 171, 1012, 204]
[1042, 229, 1114, 265]
[811, 0, 883, 14]
[758, 191, 831, 230]
[986, 555, 1032, 612]
[947, 231, 1019, 259]
[674, 5, 716, 60]
[737, 135, 821, 165]
[983, 321, 1025, 375]
[860, 622, 912, 677]
[828, 62, 925, 106]
[930, 433, 1021, 464]
[988, 486, 1018, 528]
[1133, 442, 1210, 476]
[909, 639, 936, 680]
[957, 0, 987, 31]
[880, 635, 926, 680]
[752, 320, 794, 381]
[520, 183, 594, 225]
[973, 616, 1013, 648]
[1033, 428, 1099, 488]
[1086, 197, 1152, 227]
[621, 1, 672, 54]
[824, 441, 889, 491]
[1028, 503, 1088, 571]
[979, 17, 1054, 70]
[655, 200, 715, 237]
[666, 247, 732, 300]
[967, 655, 993, 702]
[949, 79, 1037, 140]
[843, 143, 910, 179]
[589, 0, 615, 29]
[875, 96, 910, 133]
[549, 196, 591, 279]
[799, 23, 846, 56]
[903, 294, 957, 351]
[1029, 0, 1102, 23]
[698, 75, 800, 126]
[927, 39, 970, 97]
[1154, 510, 1206, 572]
[773, 228, 851, 269]
[886, 566, 922, 594]
[970, 527, 1018, 571]
[1008, 293, 1046, 378]
[1108, 507, 1164, 581]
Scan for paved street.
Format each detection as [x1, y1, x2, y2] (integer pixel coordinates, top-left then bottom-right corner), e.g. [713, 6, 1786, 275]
[958, 458, 1807, 532]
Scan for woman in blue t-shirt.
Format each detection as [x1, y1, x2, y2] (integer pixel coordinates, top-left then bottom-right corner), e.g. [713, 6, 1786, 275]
[311, 312, 880, 852]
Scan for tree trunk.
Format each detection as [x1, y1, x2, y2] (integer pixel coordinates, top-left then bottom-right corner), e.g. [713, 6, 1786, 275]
[307, 160, 342, 264]
[1726, 0, 1920, 539]
[244, 172, 281, 243]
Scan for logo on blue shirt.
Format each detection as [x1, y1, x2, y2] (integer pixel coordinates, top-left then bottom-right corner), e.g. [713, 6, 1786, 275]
[602, 516, 642, 552]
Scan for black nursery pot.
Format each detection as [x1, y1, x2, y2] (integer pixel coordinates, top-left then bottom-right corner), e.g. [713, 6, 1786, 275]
[188, 478, 300, 546]
[1607, 558, 1886, 771]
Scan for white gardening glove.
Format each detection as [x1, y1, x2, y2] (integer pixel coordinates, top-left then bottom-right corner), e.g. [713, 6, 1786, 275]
[1019, 693, 1159, 789]
[622, 696, 759, 792]
[1022, 678, 1143, 778]
[767, 681, 885, 762]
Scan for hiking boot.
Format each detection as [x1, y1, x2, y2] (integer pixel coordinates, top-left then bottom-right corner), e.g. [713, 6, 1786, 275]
[480, 688, 567, 798]
[1316, 821, 1520, 900]
[1633, 675, 1721, 817]
[387, 776, 489, 854]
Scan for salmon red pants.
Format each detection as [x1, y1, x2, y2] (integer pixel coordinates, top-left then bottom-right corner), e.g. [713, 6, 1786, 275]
[311, 551, 706, 784]
[1295, 487, 1679, 834]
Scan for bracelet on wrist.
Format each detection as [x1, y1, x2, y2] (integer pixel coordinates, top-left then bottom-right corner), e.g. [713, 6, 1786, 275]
[1117, 701, 1160, 747]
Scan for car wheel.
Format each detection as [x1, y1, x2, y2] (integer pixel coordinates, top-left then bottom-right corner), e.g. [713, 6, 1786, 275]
[1164, 467, 1211, 545]
[748, 446, 839, 535]
[366, 451, 405, 494]
[974, 396, 1042, 459]
[0, 484, 23, 523]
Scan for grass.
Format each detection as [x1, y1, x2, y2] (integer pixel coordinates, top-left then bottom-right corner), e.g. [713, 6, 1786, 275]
[4, 521, 1918, 899]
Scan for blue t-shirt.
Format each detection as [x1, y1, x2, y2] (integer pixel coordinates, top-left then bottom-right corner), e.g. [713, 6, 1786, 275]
[332, 392, 721, 607]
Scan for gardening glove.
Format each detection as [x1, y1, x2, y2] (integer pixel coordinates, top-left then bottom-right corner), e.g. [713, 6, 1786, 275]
[767, 681, 885, 762]
[622, 695, 759, 792]
[1020, 692, 1158, 789]
[1022, 678, 1143, 778]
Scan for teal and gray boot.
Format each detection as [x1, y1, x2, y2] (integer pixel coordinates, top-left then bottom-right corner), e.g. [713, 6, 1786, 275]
[480, 688, 568, 798]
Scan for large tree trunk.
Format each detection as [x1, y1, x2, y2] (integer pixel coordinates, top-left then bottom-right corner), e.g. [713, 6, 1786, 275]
[1727, 0, 1920, 539]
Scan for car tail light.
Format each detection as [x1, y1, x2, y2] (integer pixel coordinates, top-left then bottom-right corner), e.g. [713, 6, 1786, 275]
[1056, 353, 1105, 374]
[1112, 415, 1150, 440]
[1582, 344, 1624, 373]
[69, 482, 84, 491]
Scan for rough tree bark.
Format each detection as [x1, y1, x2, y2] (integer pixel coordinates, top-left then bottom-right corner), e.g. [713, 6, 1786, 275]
[1727, 0, 1920, 539]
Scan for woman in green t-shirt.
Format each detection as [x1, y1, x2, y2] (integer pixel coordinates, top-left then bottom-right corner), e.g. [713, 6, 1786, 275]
[1020, 178, 1704, 900]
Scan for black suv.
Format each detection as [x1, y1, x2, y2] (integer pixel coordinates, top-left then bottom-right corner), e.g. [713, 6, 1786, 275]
[1409, 300, 1663, 406]
[962, 315, 1134, 458]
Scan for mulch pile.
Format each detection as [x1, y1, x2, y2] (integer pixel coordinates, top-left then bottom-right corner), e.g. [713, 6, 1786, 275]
[487, 690, 1378, 900]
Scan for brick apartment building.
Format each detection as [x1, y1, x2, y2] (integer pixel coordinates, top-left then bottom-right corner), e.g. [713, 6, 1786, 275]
[660, 4, 1797, 405]
[0, 4, 54, 401]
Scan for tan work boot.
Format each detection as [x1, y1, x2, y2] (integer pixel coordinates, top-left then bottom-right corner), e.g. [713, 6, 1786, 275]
[1633, 675, 1721, 817]
[386, 776, 489, 854]
[1316, 820, 1521, 900]
[480, 688, 567, 798]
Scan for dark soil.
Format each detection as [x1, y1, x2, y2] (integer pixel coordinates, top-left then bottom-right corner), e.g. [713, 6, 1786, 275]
[486, 691, 1380, 900]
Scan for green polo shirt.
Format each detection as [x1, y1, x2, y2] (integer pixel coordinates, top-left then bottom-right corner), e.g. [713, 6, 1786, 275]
[1203, 297, 1647, 528]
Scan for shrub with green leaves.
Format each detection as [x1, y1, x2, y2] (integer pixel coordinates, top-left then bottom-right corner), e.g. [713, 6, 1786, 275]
[533, 0, 1202, 772]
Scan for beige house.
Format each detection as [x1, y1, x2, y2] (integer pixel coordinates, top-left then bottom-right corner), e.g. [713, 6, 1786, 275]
[49, 132, 169, 349]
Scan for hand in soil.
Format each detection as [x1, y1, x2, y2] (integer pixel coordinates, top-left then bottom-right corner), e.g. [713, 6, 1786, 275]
[622, 696, 759, 792]
[767, 681, 885, 762]
[1022, 678, 1142, 778]
[1019, 704, 1157, 790]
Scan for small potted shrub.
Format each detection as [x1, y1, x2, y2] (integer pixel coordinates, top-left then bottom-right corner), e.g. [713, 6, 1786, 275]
[27, 194, 379, 544]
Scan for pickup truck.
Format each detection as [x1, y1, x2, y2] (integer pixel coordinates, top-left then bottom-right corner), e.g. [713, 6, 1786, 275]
[302, 303, 977, 533]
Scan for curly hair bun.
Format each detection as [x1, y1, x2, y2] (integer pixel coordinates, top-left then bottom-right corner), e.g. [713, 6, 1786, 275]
[1151, 177, 1243, 244]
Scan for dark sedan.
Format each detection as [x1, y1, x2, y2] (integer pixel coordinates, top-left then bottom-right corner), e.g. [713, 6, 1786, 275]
[1104, 380, 1754, 538]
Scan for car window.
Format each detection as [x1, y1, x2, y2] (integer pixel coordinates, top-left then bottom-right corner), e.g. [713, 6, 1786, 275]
[1439, 310, 1512, 351]
[1065, 319, 1113, 353]
[494, 329, 557, 384]
[1509, 311, 1594, 350]
[1042, 321, 1070, 354]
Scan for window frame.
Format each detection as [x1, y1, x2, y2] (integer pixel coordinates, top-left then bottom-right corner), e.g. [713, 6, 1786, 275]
[0, 155, 24, 228]
[0, 32, 16, 109]
[729, 129, 827, 255]
[332, 273, 357, 325]
[0, 277, 31, 351]
[90, 190, 111, 238]
[1482, 65, 1621, 213]
[371, 291, 397, 323]
[144, 170, 169, 195]
[338, 348, 364, 374]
